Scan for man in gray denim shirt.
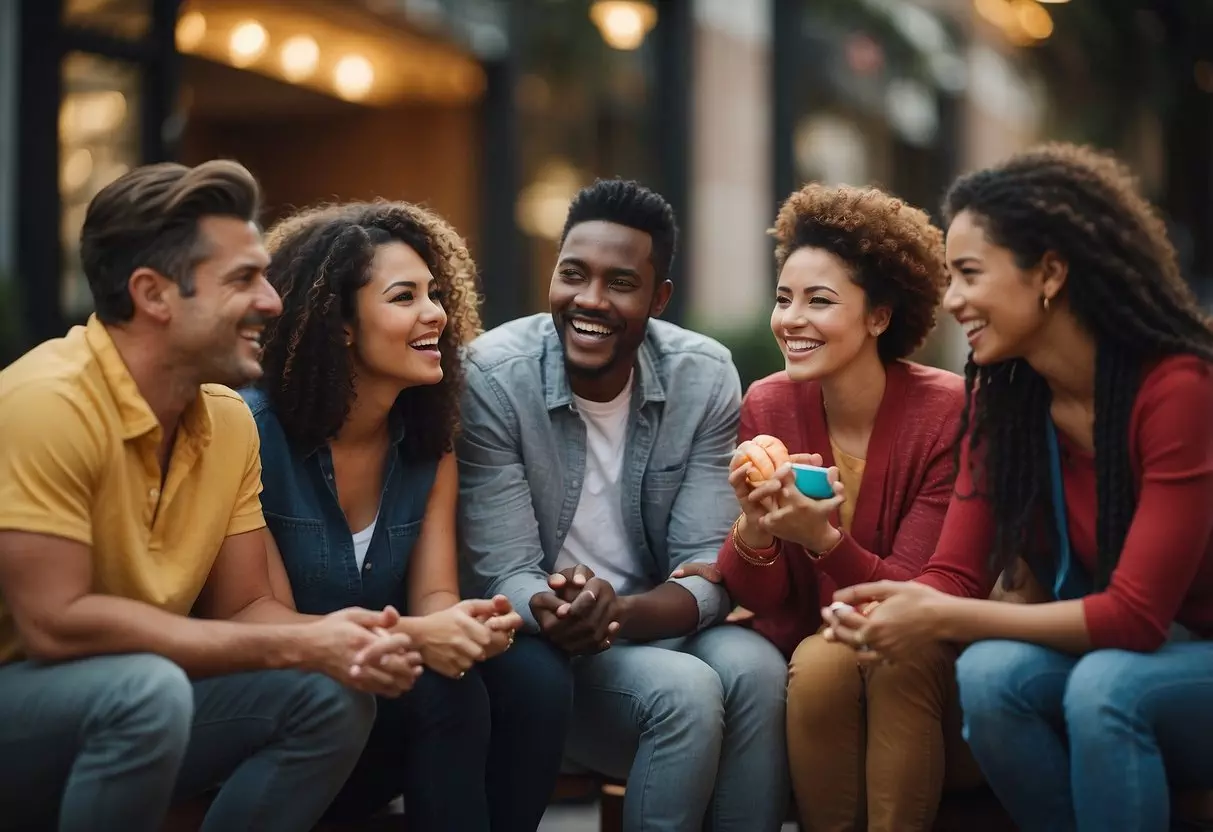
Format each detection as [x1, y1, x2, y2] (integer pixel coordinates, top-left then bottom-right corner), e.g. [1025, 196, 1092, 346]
[457, 180, 789, 832]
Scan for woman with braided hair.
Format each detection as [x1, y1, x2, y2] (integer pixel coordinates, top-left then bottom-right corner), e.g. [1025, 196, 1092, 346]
[240, 201, 573, 830]
[824, 143, 1213, 831]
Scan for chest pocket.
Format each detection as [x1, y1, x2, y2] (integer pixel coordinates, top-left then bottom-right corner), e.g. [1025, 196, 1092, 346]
[643, 463, 686, 509]
[640, 463, 687, 558]
[357, 519, 423, 613]
[385, 520, 423, 580]
[264, 512, 329, 594]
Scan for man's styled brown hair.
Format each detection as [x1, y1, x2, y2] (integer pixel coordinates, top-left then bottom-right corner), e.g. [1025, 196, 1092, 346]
[79, 160, 262, 323]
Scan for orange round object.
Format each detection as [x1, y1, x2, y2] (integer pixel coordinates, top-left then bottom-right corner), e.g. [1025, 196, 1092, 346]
[731, 434, 790, 485]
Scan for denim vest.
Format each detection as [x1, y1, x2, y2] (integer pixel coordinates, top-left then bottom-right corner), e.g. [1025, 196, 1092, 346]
[240, 387, 438, 616]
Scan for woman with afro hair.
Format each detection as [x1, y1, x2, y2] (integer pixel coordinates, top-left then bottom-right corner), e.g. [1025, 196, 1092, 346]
[240, 201, 573, 831]
[704, 182, 971, 830]
[825, 143, 1213, 831]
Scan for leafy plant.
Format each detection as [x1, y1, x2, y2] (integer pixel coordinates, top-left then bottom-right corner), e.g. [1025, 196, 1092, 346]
[700, 313, 785, 394]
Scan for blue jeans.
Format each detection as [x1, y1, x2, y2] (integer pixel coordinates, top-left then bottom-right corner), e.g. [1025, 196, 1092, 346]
[563, 624, 790, 832]
[0, 653, 375, 831]
[326, 635, 573, 832]
[956, 638, 1213, 832]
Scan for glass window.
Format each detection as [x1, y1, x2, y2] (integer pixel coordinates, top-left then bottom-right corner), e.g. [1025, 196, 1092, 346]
[60, 52, 142, 320]
[513, 0, 660, 311]
[63, 0, 151, 40]
[784, 1, 962, 212]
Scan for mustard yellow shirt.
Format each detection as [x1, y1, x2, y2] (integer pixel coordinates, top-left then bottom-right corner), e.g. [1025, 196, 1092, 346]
[829, 437, 866, 534]
[0, 316, 266, 663]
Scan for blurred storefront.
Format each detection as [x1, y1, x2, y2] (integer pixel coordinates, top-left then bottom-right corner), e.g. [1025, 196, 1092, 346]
[695, 0, 1213, 381]
[5, 0, 692, 352]
[3, 0, 1210, 373]
[10, 0, 495, 345]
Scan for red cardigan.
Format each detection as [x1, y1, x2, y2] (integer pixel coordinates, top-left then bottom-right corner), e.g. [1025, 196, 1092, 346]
[918, 354, 1213, 651]
[717, 361, 965, 657]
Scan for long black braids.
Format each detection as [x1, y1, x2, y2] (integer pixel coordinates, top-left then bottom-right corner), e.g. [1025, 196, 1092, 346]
[944, 143, 1213, 590]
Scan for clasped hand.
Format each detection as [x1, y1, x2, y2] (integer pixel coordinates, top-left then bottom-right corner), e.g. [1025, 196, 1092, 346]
[413, 596, 523, 679]
[730, 452, 846, 553]
[821, 580, 950, 664]
[529, 565, 622, 655]
[307, 605, 424, 698]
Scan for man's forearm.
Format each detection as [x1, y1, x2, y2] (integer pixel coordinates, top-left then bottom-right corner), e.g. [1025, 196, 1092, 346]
[230, 594, 316, 625]
[25, 594, 309, 677]
[617, 583, 700, 641]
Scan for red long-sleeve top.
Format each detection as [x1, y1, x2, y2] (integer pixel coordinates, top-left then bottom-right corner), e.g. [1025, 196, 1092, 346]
[717, 361, 965, 657]
[917, 354, 1213, 651]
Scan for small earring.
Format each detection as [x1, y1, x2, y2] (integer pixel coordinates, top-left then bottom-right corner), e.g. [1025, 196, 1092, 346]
[1042, 295, 1051, 312]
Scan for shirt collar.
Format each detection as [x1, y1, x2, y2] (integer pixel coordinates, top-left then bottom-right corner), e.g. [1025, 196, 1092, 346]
[85, 314, 213, 444]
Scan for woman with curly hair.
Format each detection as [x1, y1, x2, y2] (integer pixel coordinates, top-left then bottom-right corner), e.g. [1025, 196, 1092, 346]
[826, 143, 1213, 831]
[241, 201, 573, 831]
[704, 183, 969, 831]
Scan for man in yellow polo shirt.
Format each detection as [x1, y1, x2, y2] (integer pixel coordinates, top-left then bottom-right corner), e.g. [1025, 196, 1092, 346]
[0, 161, 423, 831]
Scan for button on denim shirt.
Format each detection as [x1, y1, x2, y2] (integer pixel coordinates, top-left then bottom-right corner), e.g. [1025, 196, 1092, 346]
[241, 387, 438, 615]
[456, 313, 741, 633]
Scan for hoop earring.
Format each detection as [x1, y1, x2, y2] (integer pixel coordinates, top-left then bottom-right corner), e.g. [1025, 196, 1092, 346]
[1042, 295, 1051, 312]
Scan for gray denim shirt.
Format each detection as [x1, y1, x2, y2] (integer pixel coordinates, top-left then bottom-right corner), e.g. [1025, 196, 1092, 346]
[456, 313, 741, 633]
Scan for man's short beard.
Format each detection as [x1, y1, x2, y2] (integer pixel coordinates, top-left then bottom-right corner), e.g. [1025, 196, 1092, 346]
[564, 354, 619, 379]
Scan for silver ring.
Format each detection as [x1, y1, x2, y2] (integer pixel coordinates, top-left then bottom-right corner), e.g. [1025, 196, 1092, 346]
[457, 670, 466, 679]
[857, 641, 871, 652]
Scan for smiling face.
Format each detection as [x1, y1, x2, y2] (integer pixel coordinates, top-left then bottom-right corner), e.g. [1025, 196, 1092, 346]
[348, 241, 448, 388]
[770, 246, 889, 382]
[165, 215, 281, 387]
[549, 220, 672, 390]
[942, 209, 1060, 365]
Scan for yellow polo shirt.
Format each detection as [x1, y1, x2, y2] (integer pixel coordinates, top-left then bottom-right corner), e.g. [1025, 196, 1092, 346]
[0, 316, 266, 664]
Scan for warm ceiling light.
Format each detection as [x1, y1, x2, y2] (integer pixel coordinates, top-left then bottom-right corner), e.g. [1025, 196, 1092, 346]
[175, 11, 206, 52]
[229, 20, 267, 67]
[279, 35, 319, 81]
[1016, 0, 1054, 40]
[1036, 0, 1070, 3]
[333, 55, 374, 101]
[589, 1, 657, 51]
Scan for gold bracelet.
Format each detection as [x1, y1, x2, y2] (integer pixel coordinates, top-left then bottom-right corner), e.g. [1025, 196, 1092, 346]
[732, 516, 780, 566]
[806, 529, 845, 561]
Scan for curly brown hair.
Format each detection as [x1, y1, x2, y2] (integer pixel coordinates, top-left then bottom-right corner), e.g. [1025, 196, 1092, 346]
[771, 183, 947, 363]
[258, 200, 482, 459]
[943, 142, 1213, 590]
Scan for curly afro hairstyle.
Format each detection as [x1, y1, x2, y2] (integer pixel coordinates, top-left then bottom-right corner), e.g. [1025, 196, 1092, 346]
[943, 142, 1213, 590]
[258, 200, 482, 460]
[771, 183, 947, 363]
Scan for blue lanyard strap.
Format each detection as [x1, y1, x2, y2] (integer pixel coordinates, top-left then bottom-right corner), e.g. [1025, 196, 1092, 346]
[1045, 419, 1073, 599]
[1045, 417, 1095, 601]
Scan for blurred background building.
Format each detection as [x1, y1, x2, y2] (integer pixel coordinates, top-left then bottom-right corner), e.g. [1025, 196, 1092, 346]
[1, 0, 1211, 383]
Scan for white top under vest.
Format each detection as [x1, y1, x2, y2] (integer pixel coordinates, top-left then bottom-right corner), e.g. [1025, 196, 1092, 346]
[352, 516, 377, 571]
